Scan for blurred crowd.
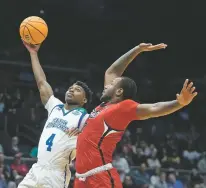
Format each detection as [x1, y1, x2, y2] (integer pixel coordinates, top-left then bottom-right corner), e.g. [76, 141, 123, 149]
[0, 78, 206, 188]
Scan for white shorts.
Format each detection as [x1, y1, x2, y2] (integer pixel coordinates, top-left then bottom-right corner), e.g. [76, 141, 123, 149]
[18, 163, 71, 188]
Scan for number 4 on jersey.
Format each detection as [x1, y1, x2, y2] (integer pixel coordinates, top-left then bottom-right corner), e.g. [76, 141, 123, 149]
[46, 134, 56, 151]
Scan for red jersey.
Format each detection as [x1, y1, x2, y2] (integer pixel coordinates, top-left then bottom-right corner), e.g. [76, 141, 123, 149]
[11, 163, 29, 176]
[76, 99, 139, 173]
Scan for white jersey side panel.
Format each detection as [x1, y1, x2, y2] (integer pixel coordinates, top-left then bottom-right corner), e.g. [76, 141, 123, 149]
[37, 95, 88, 168]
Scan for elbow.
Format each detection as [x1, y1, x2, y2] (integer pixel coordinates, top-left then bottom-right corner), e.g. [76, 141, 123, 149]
[37, 80, 46, 88]
[105, 69, 113, 76]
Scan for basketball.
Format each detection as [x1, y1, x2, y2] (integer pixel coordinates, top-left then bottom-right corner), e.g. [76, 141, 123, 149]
[20, 16, 48, 45]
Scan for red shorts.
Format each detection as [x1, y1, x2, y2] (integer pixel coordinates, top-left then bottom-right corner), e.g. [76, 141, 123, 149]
[74, 168, 122, 188]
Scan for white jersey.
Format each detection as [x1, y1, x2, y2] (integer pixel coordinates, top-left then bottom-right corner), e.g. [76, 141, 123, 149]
[37, 95, 88, 169]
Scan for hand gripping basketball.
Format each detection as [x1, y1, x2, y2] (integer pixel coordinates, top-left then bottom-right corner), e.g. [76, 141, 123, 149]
[22, 40, 41, 53]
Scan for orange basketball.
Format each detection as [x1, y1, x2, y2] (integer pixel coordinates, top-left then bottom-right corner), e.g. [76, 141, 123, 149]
[20, 16, 48, 45]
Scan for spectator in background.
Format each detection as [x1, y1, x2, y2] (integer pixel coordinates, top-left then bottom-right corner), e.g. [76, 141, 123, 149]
[122, 143, 133, 165]
[161, 148, 169, 168]
[150, 168, 161, 186]
[1, 88, 12, 112]
[0, 93, 5, 113]
[0, 145, 3, 154]
[190, 169, 204, 187]
[11, 137, 19, 155]
[121, 130, 133, 165]
[150, 144, 157, 157]
[131, 142, 144, 165]
[164, 135, 177, 156]
[167, 173, 183, 188]
[10, 153, 28, 178]
[183, 145, 200, 169]
[170, 151, 181, 168]
[0, 153, 7, 188]
[0, 153, 16, 188]
[113, 154, 130, 182]
[197, 152, 206, 173]
[194, 184, 206, 188]
[147, 153, 161, 169]
[123, 130, 131, 143]
[154, 172, 167, 188]
[0, 166, 7, 188]
[140, 141, 151, 157]
[11, 88, 22, 109]
[30, 146, 38, 158]
[0, 153, 4, 169]
[131, 163, 150, 187]
[123, 175, 135, 188]
[164, 151, 180, 169]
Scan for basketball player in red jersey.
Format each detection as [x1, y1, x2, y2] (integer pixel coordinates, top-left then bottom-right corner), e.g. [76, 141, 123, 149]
[74, 43, 197, 188]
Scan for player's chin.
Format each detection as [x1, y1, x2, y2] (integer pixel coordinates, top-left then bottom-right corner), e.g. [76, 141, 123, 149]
[66, 98, 74, 104]
[100, 94, 108, 102]
[66, 99, 80, 106]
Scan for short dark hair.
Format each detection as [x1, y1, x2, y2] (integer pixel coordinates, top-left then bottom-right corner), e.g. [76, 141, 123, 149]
[75, 81, 93, 104]
[119, 77, 137, 100]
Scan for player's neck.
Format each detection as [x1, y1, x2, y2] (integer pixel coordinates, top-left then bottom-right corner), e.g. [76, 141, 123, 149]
[64, 103, 80, 110]
[109, 97, 122, 104]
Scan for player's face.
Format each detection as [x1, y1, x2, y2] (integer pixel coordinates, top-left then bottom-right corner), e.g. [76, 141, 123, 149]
[65, 84, 87, 106]
[100, 77, 122, 102]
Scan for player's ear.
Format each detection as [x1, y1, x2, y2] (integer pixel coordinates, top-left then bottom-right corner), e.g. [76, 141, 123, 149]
[116, 88, 123, 97]
[83, 98, 87, 104]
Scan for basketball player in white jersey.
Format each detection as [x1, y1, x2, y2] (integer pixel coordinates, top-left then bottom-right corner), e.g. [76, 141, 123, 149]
[18, 41, 93, 188]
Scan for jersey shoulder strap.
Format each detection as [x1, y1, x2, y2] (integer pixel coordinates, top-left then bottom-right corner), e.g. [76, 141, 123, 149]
[75, 108, 87, 129]
[76, 107, 87, 114]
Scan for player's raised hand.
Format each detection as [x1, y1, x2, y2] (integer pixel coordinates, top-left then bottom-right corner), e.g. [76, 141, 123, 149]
[22, 40, 41, 54]
[176, 79, 198, 106]
[67, 128, 81, 137]
[138, 43, 167, 52]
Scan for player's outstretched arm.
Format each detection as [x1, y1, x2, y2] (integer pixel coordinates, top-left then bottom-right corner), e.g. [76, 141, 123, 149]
[104, 43, 167, 86]
[136, 79, 197, 120]
[22, 41, 53, 105]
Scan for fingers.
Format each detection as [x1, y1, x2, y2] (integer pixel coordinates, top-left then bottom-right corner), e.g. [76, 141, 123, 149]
[184, 80, 195, 93]
[183, 79, 189, 90]
[67, 128, 81, 137]
[149, 43, 167, 50]
[182, 79, 198, 96]
[139, 42, 167, 52]
[190, 86, 196, 93]
[22, 39, 39, 47]
[143, 43, 167, 51]
[187, 82, 193, 90]
[72, 129, 80, 136]
[22, 40, 32, 48]
[22, 39, 29, 47]
[192, 92, 198, 98]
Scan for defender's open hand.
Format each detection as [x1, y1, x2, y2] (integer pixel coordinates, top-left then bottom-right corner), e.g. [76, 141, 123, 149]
[176, 79, 198, 106]
[138, 43, 167, 52]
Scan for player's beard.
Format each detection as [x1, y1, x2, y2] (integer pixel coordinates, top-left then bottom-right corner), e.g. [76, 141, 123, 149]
[100, 94, 111, 102]
[66, 100, 80, 106]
